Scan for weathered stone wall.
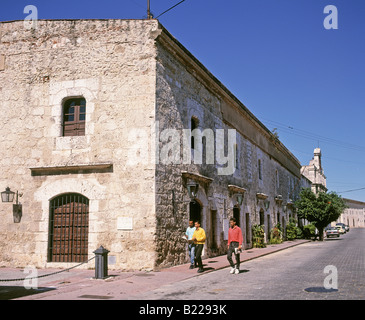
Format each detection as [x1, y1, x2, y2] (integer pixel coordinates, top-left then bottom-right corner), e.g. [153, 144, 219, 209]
[0, 19, 303, 271]
[0, 19, 159, 270]
[154, 26, 301, 267]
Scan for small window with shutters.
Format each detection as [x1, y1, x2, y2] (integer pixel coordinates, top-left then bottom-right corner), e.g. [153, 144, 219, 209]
[63, 98, 86, 136]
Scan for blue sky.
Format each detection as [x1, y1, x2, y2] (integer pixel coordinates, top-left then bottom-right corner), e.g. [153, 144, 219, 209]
[1, 0, 365, 201]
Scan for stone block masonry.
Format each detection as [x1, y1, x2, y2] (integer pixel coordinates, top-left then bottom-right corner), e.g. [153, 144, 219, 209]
[0, 19, 302, 271]
[0, 19, 160, 270]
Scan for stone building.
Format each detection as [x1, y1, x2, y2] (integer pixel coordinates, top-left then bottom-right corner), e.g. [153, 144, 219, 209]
[301, 148, 327, 194]
[336, 199, 365, 228]
[0, 19, 301, 270]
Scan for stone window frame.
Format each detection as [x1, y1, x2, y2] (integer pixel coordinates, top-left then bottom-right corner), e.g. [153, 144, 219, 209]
[49, 79, 98, 150]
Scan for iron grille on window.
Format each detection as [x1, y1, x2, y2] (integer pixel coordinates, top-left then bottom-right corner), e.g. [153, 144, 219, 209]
[48, 193, 89, 263]
[63, 98, 86, 136]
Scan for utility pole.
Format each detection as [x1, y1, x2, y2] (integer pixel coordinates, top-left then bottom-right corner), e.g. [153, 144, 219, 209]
[147, 0, 152, 19]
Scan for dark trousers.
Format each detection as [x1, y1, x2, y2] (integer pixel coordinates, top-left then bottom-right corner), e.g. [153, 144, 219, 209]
[227, 241, 240, 269]
[195, 244, 204, 270]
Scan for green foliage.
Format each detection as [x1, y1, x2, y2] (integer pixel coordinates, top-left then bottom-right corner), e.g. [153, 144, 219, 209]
[296, 225, 303, 239]
[285, 218, 298, 240]
[269, 223, 283, 244]
[302, 223, 316, 239]
[295, 188, 347, 240]
[252, 224, 266, 248]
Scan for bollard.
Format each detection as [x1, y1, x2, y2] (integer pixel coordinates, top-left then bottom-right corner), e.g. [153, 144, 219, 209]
[93, 246, 110, 279]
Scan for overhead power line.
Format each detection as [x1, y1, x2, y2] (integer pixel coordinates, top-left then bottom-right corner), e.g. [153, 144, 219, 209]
[259, 117, 365, 153]
[337, 187, 365, 194]
[155, 0, 186, 19]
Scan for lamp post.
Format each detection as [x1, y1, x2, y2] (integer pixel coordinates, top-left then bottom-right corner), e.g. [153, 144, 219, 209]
[1, 187, 23, 223]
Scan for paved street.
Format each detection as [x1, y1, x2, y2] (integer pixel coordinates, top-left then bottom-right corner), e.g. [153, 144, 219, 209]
[131, 228, 365, 300]
[1, 229, 364, 300]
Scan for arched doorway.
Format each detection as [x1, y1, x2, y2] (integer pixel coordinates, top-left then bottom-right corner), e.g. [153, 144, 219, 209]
[48, 193, 89, 263]
[233, 206, 240, 227]
[189, 200, 202, 223]
[259, 209, 265, 226]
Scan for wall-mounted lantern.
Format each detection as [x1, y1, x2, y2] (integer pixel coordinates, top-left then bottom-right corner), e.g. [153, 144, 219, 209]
[235, 193, 244, 206]
[1, 187, 23, 223]
[264, 200, 270, 210]
[187, 181, 199, 201]
[1, 187, 15, 203]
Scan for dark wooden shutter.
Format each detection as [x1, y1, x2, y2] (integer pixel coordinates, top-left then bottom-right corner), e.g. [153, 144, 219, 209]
[48, 194, 89, 263]
[63, 98, 86, 136]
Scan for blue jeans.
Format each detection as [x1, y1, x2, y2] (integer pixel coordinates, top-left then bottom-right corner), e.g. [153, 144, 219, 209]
[188, 243, 196, 265]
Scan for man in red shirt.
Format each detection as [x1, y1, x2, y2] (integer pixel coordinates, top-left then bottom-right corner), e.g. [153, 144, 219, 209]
[227, 217, 243, 274]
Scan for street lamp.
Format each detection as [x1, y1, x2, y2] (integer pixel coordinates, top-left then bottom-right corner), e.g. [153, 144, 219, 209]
[1, 187, 23, 223]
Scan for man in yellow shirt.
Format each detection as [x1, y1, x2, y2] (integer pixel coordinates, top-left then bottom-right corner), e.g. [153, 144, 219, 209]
[191, 221, 206, 273]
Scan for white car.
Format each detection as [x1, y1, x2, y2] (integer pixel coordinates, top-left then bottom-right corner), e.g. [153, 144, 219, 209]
[335, 225, 345, 234]
[326, 227, 340, 238]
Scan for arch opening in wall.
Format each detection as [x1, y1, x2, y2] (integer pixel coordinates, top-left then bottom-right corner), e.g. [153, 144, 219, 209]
[190, 116, 199, 150]
[233, 206, 240, 227]
[189, 199, 202, 224]
[48, 193, 89, 263]
[259, 208, 265, 226]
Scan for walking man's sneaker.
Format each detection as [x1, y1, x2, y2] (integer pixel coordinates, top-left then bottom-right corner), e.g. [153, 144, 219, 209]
[197, 268, 204, 273]
[189, 264, 194, 269]
[235, 268, 239, 275]
[230, 267, 235, 274]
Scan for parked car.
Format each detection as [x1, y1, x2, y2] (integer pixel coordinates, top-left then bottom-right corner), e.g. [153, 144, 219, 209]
[335, 225, 345, 234]
[336, 223, 348, 233]
[337, 223, 350, 232]
[326, 227, 340, 238]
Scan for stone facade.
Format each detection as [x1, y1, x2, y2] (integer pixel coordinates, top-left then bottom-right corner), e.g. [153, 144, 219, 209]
[0, 19, 302, 270]
[0, 19, 158, 270]
[337, 199, 365, 228]
[154, 26, 302, 266]
[301, 148, 327, 194]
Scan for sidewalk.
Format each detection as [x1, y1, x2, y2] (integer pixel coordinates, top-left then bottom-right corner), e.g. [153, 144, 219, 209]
[0, 239, 310, 300]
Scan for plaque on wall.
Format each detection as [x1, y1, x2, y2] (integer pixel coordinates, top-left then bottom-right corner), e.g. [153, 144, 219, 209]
[117, 217, 133, 230]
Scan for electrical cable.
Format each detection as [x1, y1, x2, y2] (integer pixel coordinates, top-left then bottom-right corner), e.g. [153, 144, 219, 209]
[155, 0, 186, 19]
[260, 117, 365, 153]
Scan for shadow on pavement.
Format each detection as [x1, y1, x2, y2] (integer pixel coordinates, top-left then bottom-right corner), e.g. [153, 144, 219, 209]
[304, 287, 338, 293]
[0, 285, 56, 300]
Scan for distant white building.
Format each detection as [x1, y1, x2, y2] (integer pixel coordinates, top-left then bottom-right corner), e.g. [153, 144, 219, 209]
[337, 199, 365, 228]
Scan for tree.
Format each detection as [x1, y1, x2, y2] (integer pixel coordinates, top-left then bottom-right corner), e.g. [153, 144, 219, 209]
[295, 188, 346, 241]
